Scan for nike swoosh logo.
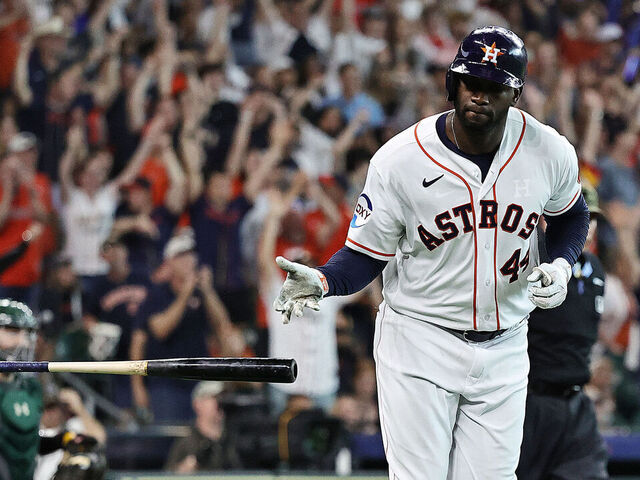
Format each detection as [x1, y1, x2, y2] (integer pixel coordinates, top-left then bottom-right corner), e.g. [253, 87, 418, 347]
[423, 174, 444, 188]
[460, 46, 469, 57]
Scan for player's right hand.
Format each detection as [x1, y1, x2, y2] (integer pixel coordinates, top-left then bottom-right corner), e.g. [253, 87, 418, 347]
[273, 256, 328, 324]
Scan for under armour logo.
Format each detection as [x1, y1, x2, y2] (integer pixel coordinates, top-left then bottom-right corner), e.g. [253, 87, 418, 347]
[513, 179, 531, 198]
[481, 42, 504, 66]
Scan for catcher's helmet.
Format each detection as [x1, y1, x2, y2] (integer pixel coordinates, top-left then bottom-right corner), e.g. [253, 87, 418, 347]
[446, 26, 527, 101]
[0, 299, 39, 362]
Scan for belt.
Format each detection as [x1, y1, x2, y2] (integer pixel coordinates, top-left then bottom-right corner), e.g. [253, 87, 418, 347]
[440, 326, 507, 343]
[528, 380, 582, 398]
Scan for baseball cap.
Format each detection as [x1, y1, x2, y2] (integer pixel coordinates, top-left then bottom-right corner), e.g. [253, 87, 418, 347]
[8, 132, 38, 153]
[191, 381, 224, 401]
[163, 232, 196, 260]
[33, 16, 72, 38]
[582, 184, 602, 219]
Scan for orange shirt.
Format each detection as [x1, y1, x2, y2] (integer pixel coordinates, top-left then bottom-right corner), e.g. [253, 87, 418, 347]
[0, 17, 28, 89]
[305, 202, 352, 265]
[139, 157, 169, 207]
[0, 174, 53, 286]
[557, 28, 601, 67]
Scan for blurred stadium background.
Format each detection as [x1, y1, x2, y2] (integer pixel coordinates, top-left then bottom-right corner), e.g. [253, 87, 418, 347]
[0, 0, 639, 478]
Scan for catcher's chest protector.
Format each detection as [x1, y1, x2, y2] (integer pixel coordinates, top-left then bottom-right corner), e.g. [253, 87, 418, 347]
[0, 377, 43, 480]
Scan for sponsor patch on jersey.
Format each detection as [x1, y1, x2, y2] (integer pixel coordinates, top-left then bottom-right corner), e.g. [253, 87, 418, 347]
[350, 193, 373, 228]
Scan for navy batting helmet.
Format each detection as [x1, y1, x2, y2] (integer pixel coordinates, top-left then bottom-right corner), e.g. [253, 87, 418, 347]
[446, 26, 527, 101]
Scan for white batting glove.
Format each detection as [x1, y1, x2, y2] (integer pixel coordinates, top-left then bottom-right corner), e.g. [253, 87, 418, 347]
[526, 258, 572, 309]
[273, 256, 329, 324]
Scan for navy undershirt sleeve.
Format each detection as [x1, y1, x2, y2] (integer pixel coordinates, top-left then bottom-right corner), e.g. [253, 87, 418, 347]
[543, 194, 590, 266]
[317, 246, 387, 296]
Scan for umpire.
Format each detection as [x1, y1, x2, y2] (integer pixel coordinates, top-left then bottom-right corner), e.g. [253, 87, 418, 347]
[517, 184, 609, 479]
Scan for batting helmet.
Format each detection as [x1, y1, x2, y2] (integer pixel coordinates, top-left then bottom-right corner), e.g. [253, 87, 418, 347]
[446, 26, 527, 101]
[0, 299, 39, 362]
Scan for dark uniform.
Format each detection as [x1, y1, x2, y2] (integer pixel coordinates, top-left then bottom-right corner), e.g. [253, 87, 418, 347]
[517, 251, 609, 479]
[0, 376, 42, 480]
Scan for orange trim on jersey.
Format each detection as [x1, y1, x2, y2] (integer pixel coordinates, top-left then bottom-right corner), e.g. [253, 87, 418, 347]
[414, 121, 479, 330]
[492, 185, 501, 330]
[498, 109, 527, 175]
[544, 189, 580, 215]
[346, 237, 395, 257]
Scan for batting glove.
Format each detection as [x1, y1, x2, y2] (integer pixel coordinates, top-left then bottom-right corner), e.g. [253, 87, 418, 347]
[526, 258, 572, 309]
[273, 256, 329, 324]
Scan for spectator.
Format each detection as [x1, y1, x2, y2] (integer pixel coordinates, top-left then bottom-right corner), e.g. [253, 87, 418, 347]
[258, 187, 347, 414]
[331, 358, 379, 435]
[0, 0, 29, 96]
[82, 237, 149, 409]
[59, 118, 160, 288]
[0, 133, 54, 306]
[165, 381, 242, 473]
[324, 63, 385, 129]
[293, 107, 368, 178]
[195, 63, 240, 173]
[130, 232, 245, 422]
[37, 254, 82, 348]
[185, 113, 292, 327]
[36, 388, 106, 480]
[330, 1, 387, 81]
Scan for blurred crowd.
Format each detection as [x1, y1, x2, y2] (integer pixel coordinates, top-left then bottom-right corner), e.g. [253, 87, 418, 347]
[0, 0, 640, 473]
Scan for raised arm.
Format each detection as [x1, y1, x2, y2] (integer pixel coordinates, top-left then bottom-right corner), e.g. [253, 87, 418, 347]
[332, 109, 369, 162]
[204, 1, 231, 63]
[57, 388, 107, 444]
[91, 29, 126, 108]
[127, 56, 156, 133]
[258, 189, 291, 282]
[578, 90, 603, 166]
[305, 179, 342, 248]
[243, 115, 293, 202]
[59, 126, 87, 203]
[148, 277, 197, 341]
[159, 135, 187, 215]
[88, 0, 117, 38]
[13, 34, 34, 107]
[256, 0, 282, 26]
[179, 86, 208, 203]
[112, 115, 165, 189]
[225, 95, 258, 177]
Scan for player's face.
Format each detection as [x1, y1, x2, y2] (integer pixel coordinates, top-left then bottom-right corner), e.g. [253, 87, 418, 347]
[0, 327, 29, 352]
[454, 75, 519, 131]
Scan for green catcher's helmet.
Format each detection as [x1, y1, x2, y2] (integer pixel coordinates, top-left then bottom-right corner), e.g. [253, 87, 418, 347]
[0, 299, 38, 362]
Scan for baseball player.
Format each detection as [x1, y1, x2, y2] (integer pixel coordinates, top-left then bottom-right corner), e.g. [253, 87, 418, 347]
[0, 299, 42, 480]
[516, 185, 609, 480]
[274, 26, 590, 479]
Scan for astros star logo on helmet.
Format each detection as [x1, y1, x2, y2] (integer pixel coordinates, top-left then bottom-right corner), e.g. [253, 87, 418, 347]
[481, 42, 504, 65]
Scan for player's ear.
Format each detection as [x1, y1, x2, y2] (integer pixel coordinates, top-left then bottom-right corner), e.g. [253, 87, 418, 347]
[511, 87, 522, 106]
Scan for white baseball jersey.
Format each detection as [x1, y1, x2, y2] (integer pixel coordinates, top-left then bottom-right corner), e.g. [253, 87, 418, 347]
[346, 107, 581, 331]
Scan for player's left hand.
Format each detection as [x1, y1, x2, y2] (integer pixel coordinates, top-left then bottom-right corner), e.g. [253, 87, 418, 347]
[526, 258, 572, 309]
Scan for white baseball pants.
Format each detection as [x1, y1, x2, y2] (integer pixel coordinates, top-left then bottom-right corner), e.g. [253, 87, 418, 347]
[373, 303, 529, 480]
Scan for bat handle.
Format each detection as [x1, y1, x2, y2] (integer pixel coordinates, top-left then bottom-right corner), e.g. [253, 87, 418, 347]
[0, 361, 48, 373]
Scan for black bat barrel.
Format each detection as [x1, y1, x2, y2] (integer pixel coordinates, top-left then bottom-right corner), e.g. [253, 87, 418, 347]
[145, 357, 298, 383]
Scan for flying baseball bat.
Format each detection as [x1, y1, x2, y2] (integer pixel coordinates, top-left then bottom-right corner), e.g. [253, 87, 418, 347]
[0, 358, 297, 383]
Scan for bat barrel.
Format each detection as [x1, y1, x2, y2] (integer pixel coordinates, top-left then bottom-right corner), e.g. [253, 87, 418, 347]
[146, 357, 297, 383]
